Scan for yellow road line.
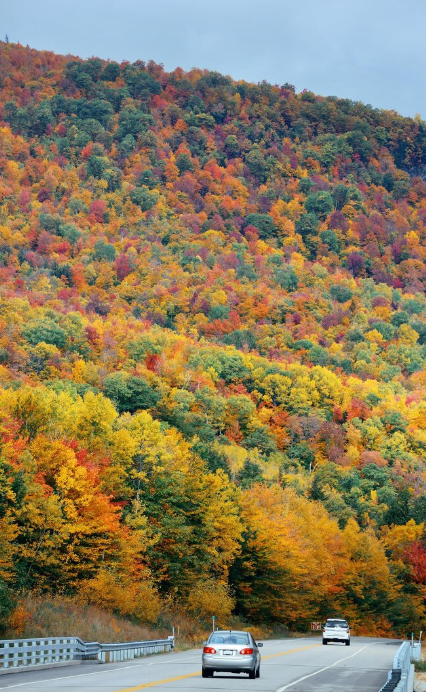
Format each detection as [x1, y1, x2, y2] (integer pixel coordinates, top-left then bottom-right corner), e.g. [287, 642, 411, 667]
[113, 671, 200, 691]
[114, 642, 321, 692]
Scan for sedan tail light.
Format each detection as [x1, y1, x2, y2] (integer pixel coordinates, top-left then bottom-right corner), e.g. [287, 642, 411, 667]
[239, 647, 254, 655]
[203, 646, 216, 654]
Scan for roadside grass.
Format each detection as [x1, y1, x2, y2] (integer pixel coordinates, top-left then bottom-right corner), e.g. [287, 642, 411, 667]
[4, 596, 283, 649]
[4, 595, 341, 648]
[5, 595, 271, 648]
[414, 643, 426, 673]
[4, 594, 169, 643]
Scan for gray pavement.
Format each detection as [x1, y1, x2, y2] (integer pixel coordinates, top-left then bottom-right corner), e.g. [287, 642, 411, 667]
[0, 636, 401, 692]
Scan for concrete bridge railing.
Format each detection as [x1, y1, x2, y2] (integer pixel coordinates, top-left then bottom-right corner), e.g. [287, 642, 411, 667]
[378, 641, 418, 692]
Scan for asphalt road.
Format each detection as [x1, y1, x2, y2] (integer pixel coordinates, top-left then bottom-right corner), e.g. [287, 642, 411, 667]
[0, 636, 401, 692]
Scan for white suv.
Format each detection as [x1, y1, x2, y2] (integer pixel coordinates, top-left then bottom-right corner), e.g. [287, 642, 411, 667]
[322, 618, 350, 645]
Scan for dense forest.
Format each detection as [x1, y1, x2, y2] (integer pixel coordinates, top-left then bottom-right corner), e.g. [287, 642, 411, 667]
[0, 41, 425, 637]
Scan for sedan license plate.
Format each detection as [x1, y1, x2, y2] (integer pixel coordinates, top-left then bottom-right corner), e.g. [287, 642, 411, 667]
[223, 650, 233, 656]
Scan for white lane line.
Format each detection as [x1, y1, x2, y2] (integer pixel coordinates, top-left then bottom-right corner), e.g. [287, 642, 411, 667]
[147, 656, 199, 665]
[275, 643, 374, 691]
[0, 643, 297, 690]
[0, 657, 199, 690]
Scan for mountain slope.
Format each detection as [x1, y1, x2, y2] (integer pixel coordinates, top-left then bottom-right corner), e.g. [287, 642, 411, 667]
[0, 41, 425, 635]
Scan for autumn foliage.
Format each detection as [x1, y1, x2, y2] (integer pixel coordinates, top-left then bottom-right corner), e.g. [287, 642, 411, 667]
[0, 41, 425, 635]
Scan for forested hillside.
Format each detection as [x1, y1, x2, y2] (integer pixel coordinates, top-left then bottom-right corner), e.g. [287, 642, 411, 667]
[0, 41, 425, 636]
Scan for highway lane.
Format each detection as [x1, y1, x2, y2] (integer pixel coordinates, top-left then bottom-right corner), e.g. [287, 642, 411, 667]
[0, 636, 401, 692]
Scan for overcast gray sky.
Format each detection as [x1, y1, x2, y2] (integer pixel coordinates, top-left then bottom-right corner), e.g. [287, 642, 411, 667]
[3, 0, 426, 117]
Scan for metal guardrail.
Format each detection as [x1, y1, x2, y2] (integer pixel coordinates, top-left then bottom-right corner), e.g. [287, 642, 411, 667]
[378, 642, 417, 692]
[86, 637, 175, 664]
[0, 638, 85, 669]
[0, 635, 174, 670]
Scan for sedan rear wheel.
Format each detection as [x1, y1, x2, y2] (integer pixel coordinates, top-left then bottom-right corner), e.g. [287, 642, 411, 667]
[248, 667, 256, 679]
[202, 667, 213, 678]
[256, 664, 260, 678]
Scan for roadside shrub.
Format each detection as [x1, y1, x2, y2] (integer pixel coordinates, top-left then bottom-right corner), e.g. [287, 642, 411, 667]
[80, 571, 161, 624]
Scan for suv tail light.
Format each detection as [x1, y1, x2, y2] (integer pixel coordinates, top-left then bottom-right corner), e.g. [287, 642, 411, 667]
[347, 629, 350, 633]
[239, 647, 254, 655]
[203, 646, 216, 654]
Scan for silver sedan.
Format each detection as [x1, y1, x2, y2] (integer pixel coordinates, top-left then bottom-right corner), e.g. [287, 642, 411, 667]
[202, 630, 263, 679]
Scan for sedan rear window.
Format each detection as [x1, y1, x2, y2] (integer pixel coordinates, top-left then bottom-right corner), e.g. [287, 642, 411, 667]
[210, 634, 249, 645]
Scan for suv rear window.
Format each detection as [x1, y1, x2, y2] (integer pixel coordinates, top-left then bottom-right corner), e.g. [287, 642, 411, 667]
[326, 620, 347, 628]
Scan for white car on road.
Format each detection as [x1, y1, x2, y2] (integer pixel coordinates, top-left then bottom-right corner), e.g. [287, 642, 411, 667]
[322, 618, 350, 645]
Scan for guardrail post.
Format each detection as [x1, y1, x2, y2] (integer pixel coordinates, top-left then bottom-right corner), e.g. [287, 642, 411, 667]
[410, 642, 421, 662]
